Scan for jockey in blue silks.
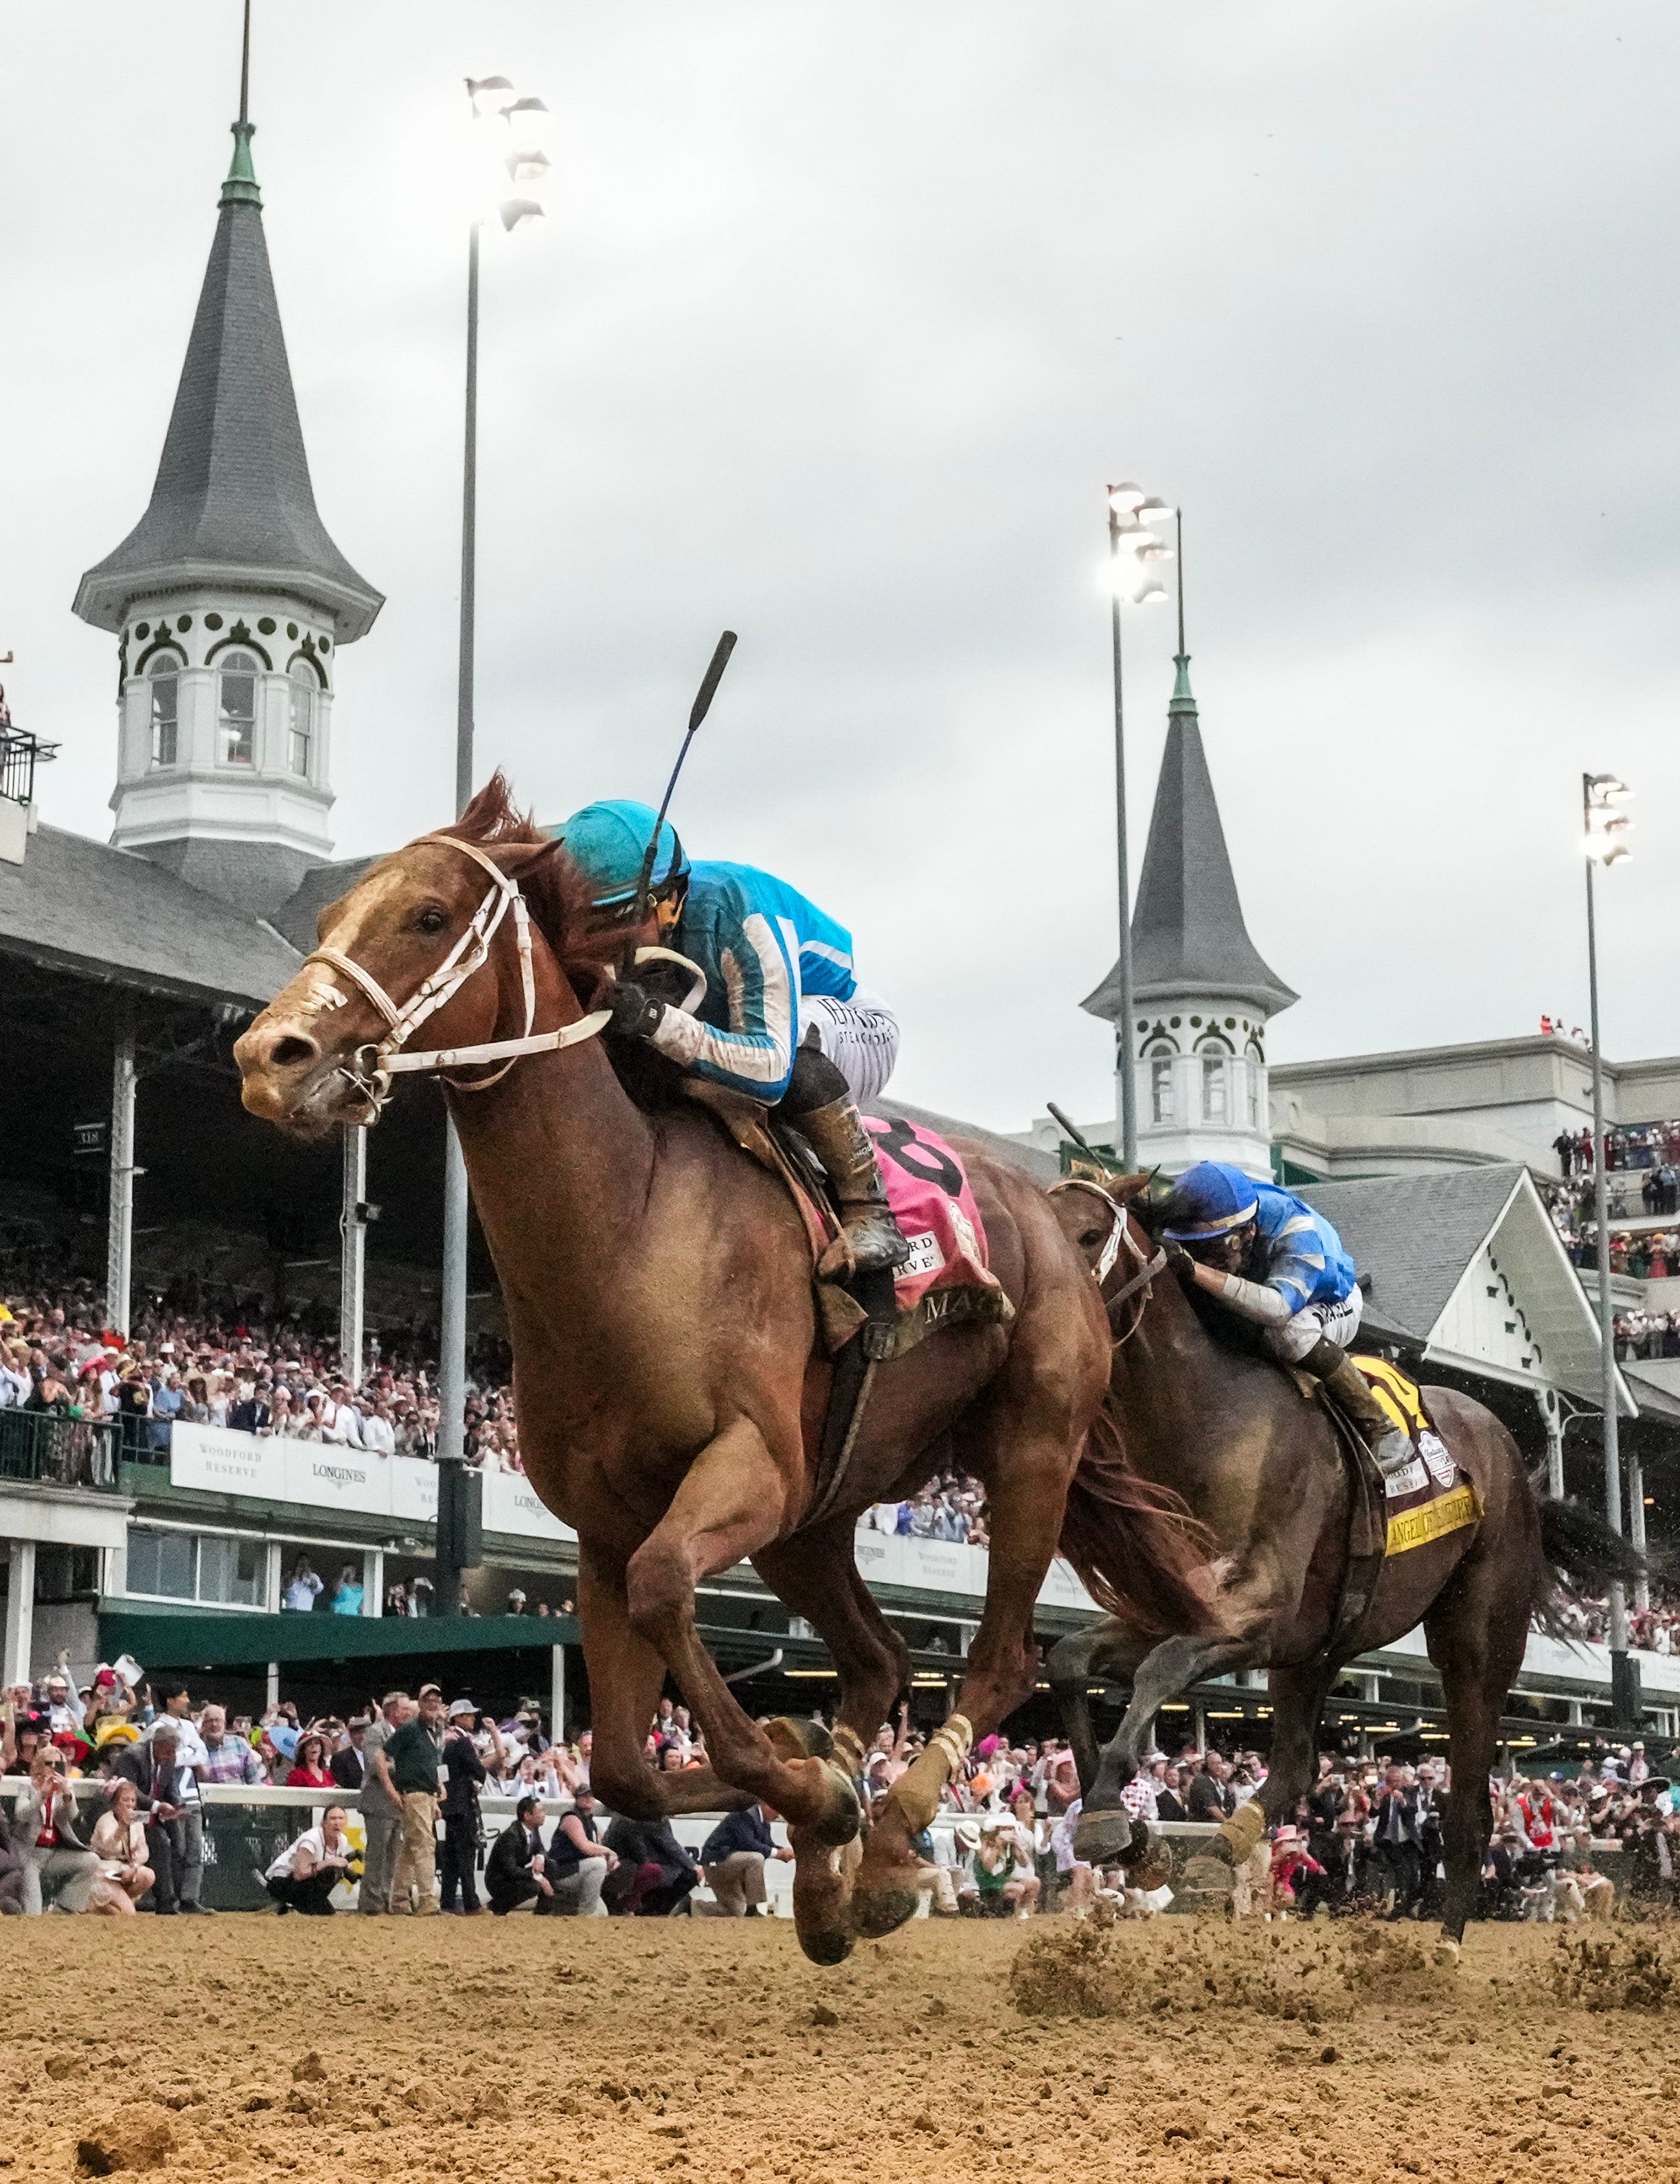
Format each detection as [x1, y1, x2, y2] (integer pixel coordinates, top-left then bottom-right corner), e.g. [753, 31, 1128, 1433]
[555, 798, 911, 1277]
[1157, 1161, 1413, 1478]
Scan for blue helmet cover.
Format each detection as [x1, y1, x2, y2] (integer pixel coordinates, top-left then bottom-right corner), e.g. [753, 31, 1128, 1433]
[1161, 1160, 1260, 1240]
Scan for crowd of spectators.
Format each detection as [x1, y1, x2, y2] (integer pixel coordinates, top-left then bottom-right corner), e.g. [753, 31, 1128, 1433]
[3, 1655, 1676, 1923]
[0, 1279, 516, 1472]
[859, 1476, 992, 1548]
[1550, 1589, 1680, 1656]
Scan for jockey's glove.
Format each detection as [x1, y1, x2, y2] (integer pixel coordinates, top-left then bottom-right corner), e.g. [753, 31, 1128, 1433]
[1161, 1238, 1196, 1281]
[604, 979, 667, 1043]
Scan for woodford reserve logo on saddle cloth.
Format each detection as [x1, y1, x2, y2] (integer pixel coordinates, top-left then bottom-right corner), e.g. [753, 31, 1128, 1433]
[1353, 1354, 1482, 1556]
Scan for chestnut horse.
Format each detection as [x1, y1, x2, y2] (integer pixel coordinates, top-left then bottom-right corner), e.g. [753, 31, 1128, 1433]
[1045, 1177, 1646, 1942]
[234, 780, 1216, 1962]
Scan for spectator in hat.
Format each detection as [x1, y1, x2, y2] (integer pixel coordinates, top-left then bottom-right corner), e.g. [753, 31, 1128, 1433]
[330, 1717, 370, 1793]
[265, 1806, 354, 1917]
[699, 1801, 791, 1917]
[384, 1684, 446, 1915]
[356, 1692, 411, 1917]
[546, 1786, 615, 1915]
[15, 1747, 99, 1913]
[148, 1681, 209, 1911]
[285, 1731, 335, 1791]
[438, 1700, 490, 1916]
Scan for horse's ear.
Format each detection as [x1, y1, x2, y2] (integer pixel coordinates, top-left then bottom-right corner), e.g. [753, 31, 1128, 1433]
[1107, 1171, 1155, 1204]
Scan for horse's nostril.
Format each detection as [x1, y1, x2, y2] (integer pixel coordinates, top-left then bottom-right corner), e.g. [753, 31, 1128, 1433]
[269, 1034, 319, 1070]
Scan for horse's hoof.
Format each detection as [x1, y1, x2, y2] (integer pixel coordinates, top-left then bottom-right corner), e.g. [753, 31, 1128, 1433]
[767, 1715, 835, 1764]
[797, 1923, 855, 1966]
[1073, 1808, 1132, 1864]
[850, 1886, 920, 1941]
[1433, 1935, 1462, 1967]
[1120, 1822, 1170, 1890]
[813, 1760, 862, 1848]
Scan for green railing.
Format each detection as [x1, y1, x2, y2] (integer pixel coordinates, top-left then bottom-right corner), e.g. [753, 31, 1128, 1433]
[0, 1408, 120, 1491]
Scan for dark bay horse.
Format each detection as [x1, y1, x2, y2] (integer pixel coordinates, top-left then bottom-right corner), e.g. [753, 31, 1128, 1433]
[1045, 1176, 1644, 1943]
[233, 781, 1218, 1962]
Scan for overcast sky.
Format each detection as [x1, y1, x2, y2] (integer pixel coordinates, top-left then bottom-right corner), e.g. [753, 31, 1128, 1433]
[6, 3, 1679, 1131]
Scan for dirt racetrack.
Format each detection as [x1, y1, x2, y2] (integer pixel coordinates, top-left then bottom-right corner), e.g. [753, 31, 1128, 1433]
[5, 1915, 1680, 2183]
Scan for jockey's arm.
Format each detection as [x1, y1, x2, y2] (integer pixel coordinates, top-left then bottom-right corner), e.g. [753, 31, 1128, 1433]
[1183, 1261, 1295, 1326]
[634, 883, 800, 1104]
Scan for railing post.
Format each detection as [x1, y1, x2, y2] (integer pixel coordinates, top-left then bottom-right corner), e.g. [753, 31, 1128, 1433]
[106, 997, 137, 1336]
[339, 1126, 367, 1389]
[3, 1540, 35, 1687]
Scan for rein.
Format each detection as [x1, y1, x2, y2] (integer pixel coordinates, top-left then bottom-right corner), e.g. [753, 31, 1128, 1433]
[1047, 1177, 1167, 1347]
[302, 834, 702, 1117]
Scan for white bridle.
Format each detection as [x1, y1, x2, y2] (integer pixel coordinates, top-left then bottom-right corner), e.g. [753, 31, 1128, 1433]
[300, 834, 700, 1116]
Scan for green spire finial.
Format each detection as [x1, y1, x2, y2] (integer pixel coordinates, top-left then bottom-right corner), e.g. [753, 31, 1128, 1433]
[1170, 653, 1196, 714]
[221, 120, 261, 208]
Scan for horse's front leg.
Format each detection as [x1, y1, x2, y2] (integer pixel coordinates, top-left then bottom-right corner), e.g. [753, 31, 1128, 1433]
[623, 1418, 862, 1875]
[576, 1545, 754, 1819]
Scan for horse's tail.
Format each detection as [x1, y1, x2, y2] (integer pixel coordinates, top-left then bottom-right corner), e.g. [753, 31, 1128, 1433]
[1057, 1393, 1226, 1637]
[1533, 1490, 1658, 1638]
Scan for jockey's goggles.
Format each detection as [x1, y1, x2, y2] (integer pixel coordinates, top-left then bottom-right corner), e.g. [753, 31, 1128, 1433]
[1161, 1201, 1258, 1242]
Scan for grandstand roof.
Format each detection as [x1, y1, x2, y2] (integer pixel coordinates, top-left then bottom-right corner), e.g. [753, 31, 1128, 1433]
[0, 822, 301, 1010]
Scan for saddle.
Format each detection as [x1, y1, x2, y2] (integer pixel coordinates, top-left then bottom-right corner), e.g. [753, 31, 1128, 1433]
[1287, 1354, 1482, 1650]
[681, 1080, 1014, 1529]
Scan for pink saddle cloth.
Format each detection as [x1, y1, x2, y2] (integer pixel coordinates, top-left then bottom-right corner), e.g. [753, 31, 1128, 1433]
[865, 1115, 1003, 1321]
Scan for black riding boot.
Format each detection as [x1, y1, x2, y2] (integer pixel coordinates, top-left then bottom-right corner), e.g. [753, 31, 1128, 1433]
[1298, 1337, 1414, 1479]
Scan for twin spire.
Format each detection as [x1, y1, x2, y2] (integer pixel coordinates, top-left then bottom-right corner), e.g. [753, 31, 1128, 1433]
[72, 9, 381, 640]
[1082, 651, 1297, 1025]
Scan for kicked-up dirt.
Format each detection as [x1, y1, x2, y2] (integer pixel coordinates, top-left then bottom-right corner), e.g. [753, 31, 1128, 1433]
[3, 1912, 1679, 2183]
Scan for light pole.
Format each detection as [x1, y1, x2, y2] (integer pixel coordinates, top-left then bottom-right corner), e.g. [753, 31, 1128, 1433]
[1103, 485, 1172, 1170]
[1583, 768, 1637, 1720]
[438, 79, 552, 1568]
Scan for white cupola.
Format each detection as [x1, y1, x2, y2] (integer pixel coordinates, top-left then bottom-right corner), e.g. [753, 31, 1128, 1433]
[1082, 653, 1297, 1180]
[72, 109, 382, 918]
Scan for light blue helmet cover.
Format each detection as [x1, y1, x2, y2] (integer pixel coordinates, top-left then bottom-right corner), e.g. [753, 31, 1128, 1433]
[551, 799, 688, 911]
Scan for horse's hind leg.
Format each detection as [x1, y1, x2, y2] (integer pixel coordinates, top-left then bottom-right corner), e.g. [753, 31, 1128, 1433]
[1047, 1618, 1154, 1795]
[1425, 1547, 1532, 1944]
[1252, 1656, 1338, 1829]
[1077, 1629, 1260, 1863]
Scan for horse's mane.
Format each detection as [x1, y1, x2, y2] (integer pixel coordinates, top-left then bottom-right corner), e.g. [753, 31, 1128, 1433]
[438, 772, 622, 1007]
[438, 773, 687, 1111]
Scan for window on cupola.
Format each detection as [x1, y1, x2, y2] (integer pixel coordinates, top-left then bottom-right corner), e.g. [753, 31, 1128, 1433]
[148, 657, 181, 768]
[217, 650, 259, 766]
[286, 661, 317, 778]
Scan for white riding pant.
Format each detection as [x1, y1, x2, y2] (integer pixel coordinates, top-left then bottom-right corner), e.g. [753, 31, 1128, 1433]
[802, 986, 900, 1108]
[1263, 1286, 1364, 1365]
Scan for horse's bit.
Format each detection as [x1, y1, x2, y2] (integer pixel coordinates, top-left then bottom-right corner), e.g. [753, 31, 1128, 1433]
[1047, 1176, 1167, 1346]
[302, 833, 701, 1116]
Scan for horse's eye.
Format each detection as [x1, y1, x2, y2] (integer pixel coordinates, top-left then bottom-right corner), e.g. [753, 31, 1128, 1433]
[416, 906, 448, 936]
[1082, 1227, 1104, 1249]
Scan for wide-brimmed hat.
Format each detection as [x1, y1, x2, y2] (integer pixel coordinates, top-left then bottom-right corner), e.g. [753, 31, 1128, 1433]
[953, 1821, 981, 1852]
[94, 1720, 139, 1748]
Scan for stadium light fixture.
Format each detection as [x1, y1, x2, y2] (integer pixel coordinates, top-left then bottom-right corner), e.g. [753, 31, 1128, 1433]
[1135, 496, 1174, 522]
[1581, 766, 1637, 1709]
[1107, 482, 1145, 515]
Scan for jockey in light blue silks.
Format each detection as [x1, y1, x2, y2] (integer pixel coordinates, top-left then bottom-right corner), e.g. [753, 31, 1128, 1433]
[554, 799, 911, 1279]
[1157, 1161, 1413, 1479]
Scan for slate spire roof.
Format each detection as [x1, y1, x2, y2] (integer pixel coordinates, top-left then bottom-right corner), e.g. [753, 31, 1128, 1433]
[73, 122, 382, 641]
[1083, 653, 1297, 1024]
